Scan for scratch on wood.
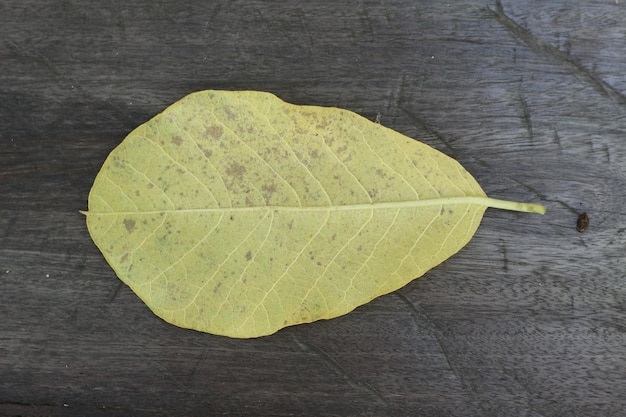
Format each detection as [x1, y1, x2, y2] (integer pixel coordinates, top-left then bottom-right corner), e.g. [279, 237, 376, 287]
[400, 107, 458, 157]
[394, 292, 456, 374]
[7, 37, 136, 126]
[359, 2, 374, 34]
[501, 241, 509, 272]
[383, 7, 393, 27]
[291, 334, 389, 407]
[6, 38, 63, 80]
[387, 73, 407, 114]
[552, 128, 563, 152]
[189, 347, 209, 379]
[489, 0, 626, 106]
[394, 292, 487, 412]
[107, 281, 123, 303]
[298, 9, 315, 50]
[500, 368, 553, 417]
[602, 143, 612, 164]
[507, 176, 547, 202]
[518, 91, 533, 141]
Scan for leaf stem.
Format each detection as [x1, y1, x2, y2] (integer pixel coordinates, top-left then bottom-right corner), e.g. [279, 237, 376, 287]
[477, 197, 546, 214]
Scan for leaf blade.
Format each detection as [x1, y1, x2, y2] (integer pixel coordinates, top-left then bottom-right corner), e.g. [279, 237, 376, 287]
[84, 90, 544, 337]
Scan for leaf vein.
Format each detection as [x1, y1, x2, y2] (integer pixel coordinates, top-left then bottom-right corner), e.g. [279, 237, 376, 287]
[210, 103, 302, 206]
[353, 124, 421, 199]
[141, 133, 215, 208]
[250, 98, 332, 205]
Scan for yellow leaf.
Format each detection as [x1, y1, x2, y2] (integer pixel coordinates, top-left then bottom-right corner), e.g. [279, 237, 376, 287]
[83, 90, 545, 338]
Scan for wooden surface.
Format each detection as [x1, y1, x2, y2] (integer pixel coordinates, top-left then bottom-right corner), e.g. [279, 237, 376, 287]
[1, 1, 625, 416]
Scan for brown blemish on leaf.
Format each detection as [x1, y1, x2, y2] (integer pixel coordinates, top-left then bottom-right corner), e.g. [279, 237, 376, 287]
[205, 125, 223, 139]
[316, 120, 330, 130]
[245, 250, 252, 261]
[200, 146, 212, 158]
[226, 162, 246, 179]
[224, 106, 236, 120]
[261, 183, 277, 197]
[171, 136, 183, 146]
[123, 218, 136, 233]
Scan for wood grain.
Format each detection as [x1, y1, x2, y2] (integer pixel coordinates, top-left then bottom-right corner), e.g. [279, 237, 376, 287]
[1, 1, 625, 416]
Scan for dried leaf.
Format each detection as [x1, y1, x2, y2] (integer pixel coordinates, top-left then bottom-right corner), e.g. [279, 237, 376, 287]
[83, 90, 545, 338]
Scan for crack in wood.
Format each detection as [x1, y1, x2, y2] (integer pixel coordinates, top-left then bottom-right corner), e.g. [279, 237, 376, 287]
[489, 0, 626, 107]
[291, 334, 389, 407]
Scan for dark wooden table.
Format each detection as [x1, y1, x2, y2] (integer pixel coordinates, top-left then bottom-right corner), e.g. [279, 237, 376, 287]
[2, 1, 625, 416]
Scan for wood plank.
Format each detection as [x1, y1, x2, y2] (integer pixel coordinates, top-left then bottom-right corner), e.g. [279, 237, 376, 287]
[1, 1, 625, 416]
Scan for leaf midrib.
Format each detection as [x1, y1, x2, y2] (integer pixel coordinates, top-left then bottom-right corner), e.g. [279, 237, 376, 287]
[84, 196, 545, 215]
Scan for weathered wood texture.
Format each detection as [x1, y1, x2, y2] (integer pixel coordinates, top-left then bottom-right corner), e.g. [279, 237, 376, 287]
[1, 1, 624, 416]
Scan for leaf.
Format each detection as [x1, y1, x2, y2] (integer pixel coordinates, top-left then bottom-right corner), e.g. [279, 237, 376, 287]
[83, 90, 545, 338]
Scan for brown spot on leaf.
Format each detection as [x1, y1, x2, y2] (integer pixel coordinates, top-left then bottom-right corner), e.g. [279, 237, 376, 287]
[226, 162, 246, 179]
[200, 146, 212, 158]
[171, 136, 183, 146]
[123, 218, 136, 233]
[262, 183, 277, 196]
[245, 250, 252, 261]
[204, 125, 223, 139]
[224, 106, 236, 120]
